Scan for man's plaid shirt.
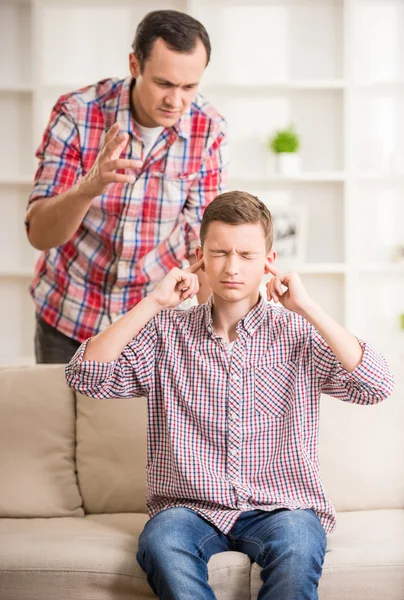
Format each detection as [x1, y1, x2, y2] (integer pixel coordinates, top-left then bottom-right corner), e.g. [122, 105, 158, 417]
[27, 77, 228, 342]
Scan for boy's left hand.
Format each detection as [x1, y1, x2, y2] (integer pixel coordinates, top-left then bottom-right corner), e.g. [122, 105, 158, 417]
[266, 266, 314, 315]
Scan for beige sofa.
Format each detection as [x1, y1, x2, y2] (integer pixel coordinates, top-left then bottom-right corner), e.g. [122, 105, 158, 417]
[0, 364, 403, 600]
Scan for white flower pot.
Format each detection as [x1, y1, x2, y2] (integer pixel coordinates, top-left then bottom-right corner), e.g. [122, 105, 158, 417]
[276, 153, 302, 177]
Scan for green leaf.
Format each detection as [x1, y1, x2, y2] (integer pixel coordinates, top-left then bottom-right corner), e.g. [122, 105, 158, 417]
[268, 125, 300, 153]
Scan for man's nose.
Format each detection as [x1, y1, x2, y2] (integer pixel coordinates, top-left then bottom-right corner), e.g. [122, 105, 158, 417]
[165, 88, 181, 108]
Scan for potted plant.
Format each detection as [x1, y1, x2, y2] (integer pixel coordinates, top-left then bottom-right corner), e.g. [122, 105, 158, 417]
[268, 125, 302, 176]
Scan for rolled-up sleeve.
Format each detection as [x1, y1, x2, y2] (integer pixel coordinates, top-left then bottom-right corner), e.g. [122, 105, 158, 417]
[312, 328, 395, 404]
[27, 100, 82, 210]
[65, 319, 157, 399]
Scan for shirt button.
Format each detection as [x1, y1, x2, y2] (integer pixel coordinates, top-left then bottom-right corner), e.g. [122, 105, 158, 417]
[230, 448, 238, 456]
[232, 373, 240, 381]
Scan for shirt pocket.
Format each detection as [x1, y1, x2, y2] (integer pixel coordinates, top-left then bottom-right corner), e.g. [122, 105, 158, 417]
[147, 170, 199, 222]
[254, 361, 297, 418]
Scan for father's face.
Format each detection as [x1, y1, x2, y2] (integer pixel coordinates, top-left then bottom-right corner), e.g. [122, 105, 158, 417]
[130, 37, 207, 128]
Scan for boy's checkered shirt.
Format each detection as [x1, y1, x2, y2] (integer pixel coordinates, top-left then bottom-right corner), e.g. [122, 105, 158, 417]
[66, 296, 394, 534]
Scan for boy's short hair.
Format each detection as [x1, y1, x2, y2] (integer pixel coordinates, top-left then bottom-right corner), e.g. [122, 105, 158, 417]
[200, 191, 273, 251]
[132, 10, 211, 72]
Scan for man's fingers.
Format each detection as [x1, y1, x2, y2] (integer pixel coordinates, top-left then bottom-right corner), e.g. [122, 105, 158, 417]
[102, 173, 136, 184]
[104, 158, 140, 172]
[104, 122, 121, 143]
[105, 131, 129, 155]
[187, 257, 204, 274]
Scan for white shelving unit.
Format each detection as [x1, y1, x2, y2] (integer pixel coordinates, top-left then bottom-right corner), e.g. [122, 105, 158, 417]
[0, 0, 403, 375]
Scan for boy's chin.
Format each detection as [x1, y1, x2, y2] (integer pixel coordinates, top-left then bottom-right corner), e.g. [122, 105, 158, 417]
[212, 287, 259, 302]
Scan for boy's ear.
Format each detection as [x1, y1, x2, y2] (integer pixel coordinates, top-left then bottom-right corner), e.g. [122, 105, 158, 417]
[195, 246, 205, 271]
[264, 250, 277, 274]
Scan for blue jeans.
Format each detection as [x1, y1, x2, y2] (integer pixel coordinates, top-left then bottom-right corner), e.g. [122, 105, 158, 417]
[137, 507, 327, 600]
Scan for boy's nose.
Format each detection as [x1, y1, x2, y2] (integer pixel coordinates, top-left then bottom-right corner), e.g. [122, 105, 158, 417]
[225, 256, 240, 275]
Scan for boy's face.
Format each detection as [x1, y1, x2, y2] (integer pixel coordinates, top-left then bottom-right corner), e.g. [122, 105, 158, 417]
[196, 221, 276, 304]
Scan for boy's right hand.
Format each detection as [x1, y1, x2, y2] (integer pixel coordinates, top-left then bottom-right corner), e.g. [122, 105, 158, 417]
[150, 258, 204, 309]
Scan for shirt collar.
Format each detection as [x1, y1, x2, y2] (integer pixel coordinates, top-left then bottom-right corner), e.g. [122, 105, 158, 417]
[204, 294, 267, 339]
[115, 77, 138, 138]
[115, 76, 191, 141]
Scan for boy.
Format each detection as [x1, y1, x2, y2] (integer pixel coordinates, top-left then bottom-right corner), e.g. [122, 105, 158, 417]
[66, 191, 394, 600]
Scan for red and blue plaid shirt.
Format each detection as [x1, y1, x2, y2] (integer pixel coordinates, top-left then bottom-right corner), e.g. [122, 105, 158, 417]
[27, 77, 228, 342]
[65, 296, 394, 534]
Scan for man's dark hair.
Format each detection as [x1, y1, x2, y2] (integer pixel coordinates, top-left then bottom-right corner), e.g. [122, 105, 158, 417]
[132, 10, 211, 71]
[200, 191, 273, 251]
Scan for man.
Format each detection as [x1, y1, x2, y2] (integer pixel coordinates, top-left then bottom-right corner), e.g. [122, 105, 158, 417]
[66, 191, 394, 600]
[25, 9, 228, 364]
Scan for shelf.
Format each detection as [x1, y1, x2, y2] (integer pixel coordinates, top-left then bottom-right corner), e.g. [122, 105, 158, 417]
[353, 82, 404, 94]
[0, 84, 33, 93]
[298, 263, 346, 275]
[40, 82, 90, 93]
[0, 176, 33, 186]
[0, 269, 34, 278]
[202, 81, 345, 94]
[230, 172, 345, 185]
[355, 263, 404, 274]
[354, 173, 404, 183]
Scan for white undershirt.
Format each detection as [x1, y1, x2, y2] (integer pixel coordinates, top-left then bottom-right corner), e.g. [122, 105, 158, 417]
[134, 120, 164, 159]
[225, 341, 236, 360]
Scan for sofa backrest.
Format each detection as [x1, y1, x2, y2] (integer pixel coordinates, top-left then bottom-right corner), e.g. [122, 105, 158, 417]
[1, 365, 402, 518]
[75, 381, 404, 515]
[319, 385, 404, 511]
[75, 377, 404, 515]
[75, 392, 148, 514]
[0, 365, 84, 518]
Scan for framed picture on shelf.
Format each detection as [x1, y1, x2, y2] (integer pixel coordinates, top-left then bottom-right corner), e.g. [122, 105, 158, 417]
[271, 205, 307, 266]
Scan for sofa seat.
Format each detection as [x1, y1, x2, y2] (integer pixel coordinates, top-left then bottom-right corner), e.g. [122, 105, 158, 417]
[252, 509, 404, 600]
[2, 510, 404, 600]
[0, 513, 251, 600]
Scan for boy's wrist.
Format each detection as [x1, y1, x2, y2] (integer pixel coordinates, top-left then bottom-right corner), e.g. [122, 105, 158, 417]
[141, 294, 166, 315]
[298, 300, 322, 323]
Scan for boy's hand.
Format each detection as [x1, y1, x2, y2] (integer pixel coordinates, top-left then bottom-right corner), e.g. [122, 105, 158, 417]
[150, 258, 204, 309]
[266, 266, 315, 315]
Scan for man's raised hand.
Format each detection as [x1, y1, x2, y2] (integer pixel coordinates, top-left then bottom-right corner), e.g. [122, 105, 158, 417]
[79, 122, 140, 199]
[150, 258, 205, 310]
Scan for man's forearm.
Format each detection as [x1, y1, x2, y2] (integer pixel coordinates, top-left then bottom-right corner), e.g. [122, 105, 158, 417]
[300, 302, 363, 372]
[26, 182, 95, 250]
[83, 296, 163, 362]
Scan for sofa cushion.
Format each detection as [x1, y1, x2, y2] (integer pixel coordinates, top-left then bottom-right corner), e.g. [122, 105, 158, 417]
[250, 509, 404, 600]
[75, 393, 148, 514]
[319, 389, 404, 511]
[0, 365, 83, 517]
[0, 513, 251, 600]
